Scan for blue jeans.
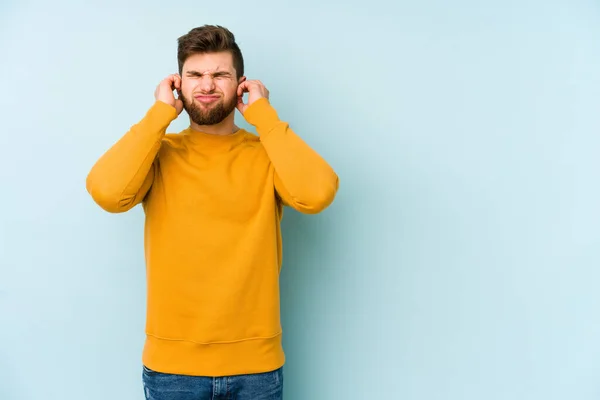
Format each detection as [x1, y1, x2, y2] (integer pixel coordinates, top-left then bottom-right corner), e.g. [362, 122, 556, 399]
[142, 365, 284, 400]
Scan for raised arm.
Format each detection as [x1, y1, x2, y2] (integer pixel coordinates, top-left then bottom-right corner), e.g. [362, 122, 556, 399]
[86, 74, 182, 213]
[238, 81, 339, 214]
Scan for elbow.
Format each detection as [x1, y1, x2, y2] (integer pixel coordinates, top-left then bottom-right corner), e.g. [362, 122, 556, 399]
[86, 174, 134, 214]
[290, 176, 339, 214]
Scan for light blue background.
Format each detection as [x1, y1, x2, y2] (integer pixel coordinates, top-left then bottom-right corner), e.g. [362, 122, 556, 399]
[1, 0, 600, 399]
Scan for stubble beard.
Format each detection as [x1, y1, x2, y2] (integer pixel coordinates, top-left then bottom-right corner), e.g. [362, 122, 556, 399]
[181, 92, 238, 126]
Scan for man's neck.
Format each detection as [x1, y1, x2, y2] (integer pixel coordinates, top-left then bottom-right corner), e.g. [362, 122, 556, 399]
[189, 113, 239, 136]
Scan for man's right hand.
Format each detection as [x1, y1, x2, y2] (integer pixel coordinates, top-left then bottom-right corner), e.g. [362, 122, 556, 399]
[154, 74, 184, 115]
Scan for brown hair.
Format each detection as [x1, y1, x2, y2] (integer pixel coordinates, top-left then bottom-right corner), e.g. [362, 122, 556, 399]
[177, 25, 244, 79]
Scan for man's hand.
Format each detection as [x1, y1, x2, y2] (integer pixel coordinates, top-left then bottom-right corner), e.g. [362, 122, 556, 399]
[154, 74, 184, 115]
[237, 80, 269, 115]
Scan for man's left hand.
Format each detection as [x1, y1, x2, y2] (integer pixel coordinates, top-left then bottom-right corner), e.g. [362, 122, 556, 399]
[237, 80, 269, 114]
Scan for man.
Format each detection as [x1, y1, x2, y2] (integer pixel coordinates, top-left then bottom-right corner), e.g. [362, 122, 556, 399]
[86, 25, 339, 399]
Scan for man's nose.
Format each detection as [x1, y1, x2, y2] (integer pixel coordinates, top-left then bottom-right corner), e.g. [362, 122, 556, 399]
[198, 76, 215, 92]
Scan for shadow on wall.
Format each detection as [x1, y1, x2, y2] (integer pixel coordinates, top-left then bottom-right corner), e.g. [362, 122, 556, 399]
[277, 179, 358, 399]
[279, 207, 332, 399]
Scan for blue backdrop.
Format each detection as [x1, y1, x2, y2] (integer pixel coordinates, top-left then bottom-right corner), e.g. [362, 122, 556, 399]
[1, 0, 600, 399]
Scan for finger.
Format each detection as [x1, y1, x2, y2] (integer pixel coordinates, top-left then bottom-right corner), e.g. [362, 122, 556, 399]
[166, 74, 179, 89]
[237, 82, 249, 96]
[256, 80, 268, 92]
[166, 75, 176, 90]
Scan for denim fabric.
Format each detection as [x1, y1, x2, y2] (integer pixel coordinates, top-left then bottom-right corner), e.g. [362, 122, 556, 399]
[142, 365, 283, 400]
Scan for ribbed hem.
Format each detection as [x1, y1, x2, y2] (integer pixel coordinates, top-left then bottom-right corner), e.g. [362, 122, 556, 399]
[141, 333, 285, 377]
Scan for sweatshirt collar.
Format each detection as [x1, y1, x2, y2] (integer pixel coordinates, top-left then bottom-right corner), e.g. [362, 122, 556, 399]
[181, 126, 247, 151]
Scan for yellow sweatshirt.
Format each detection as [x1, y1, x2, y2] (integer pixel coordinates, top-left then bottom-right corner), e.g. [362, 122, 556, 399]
[86, 97, 339, 376]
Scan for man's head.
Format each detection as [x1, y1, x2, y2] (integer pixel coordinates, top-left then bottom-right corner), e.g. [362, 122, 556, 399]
[177, 25, 245, 126]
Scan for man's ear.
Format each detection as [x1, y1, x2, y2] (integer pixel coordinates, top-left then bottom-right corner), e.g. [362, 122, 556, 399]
[238, 76, 247, 85]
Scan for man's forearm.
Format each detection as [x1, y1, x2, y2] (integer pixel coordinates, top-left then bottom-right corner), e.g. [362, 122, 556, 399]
[244, 98, 339, 214]
[86, 101, 177, 213]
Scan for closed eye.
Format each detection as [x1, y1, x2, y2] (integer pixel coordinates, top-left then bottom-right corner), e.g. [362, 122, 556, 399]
[213, 72, 232, 79]
[186, 71, 232, 79]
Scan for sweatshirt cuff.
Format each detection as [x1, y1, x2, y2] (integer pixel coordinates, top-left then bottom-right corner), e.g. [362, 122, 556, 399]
[149, 100, 179, 124]
[243, 98, 281, 134]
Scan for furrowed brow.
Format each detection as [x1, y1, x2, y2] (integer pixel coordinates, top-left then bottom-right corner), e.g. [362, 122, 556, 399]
[186, 70, 203, 77]
[186, 70, 232, 77]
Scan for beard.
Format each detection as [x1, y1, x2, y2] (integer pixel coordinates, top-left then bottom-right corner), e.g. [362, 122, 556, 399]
[180, 91, 237, 126]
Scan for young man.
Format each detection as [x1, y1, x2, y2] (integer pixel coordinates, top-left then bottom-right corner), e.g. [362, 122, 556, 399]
[86, 25, 339, 399]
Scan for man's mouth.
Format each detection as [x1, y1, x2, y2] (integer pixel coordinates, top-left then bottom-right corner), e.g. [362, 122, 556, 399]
[194, 95, 220, 104]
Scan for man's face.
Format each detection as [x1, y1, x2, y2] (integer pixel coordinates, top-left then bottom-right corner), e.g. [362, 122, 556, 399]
[179, 51, 242, 126]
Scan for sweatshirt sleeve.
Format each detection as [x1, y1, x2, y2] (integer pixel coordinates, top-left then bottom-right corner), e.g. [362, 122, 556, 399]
[243, 98, 339, 214]
[86, 100, 178, 213]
